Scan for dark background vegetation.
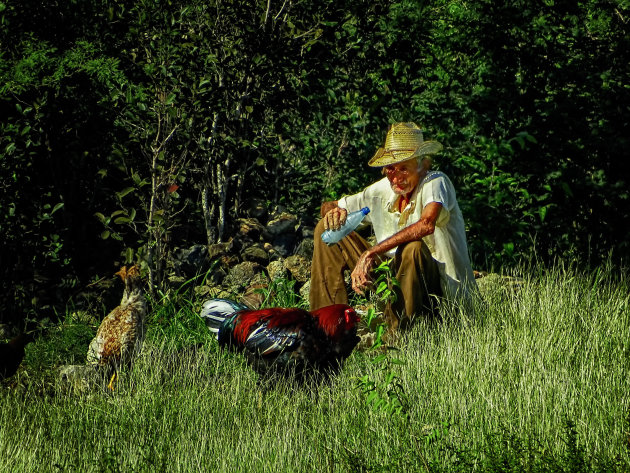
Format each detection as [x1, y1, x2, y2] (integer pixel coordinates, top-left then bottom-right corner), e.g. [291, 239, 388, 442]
[1, 0, 628, 326]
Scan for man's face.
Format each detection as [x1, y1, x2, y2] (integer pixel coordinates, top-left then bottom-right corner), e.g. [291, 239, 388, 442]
[383, 159, 423, 196]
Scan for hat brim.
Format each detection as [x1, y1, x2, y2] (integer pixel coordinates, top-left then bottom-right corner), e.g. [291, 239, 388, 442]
[368, 140, 443, 167]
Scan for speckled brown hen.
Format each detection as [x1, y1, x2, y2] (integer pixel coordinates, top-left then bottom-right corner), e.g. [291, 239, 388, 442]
[87, 265, 146, 388]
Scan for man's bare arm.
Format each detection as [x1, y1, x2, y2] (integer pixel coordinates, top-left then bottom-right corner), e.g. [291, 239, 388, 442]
[351, 201, 443, 293]
[369, 201, 442, 256]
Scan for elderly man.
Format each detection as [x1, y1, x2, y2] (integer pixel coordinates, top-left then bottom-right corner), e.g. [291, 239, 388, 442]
[310, 122, 476, 331]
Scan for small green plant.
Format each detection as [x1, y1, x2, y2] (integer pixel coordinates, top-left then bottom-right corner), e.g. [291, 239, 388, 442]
[364, 306, 386, 349]
[360, 259, 400, 348]
[373, 259, 400, 305]
[355, 259, 409, 418]
[256, 277, 306, 309]
[356, 353, 409, 419]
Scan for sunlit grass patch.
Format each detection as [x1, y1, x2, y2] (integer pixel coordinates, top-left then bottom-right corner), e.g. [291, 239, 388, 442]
[1, 262, 628, 472]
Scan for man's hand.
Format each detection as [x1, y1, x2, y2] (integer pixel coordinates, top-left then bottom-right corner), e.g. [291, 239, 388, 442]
[348, 202, 443, 295]
[323, 207, 348, 231]
[351, 250, 376, 294]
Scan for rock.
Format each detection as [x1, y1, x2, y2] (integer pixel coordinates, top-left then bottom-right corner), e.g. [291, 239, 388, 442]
[284, 255, 311, 284]
[295, 238, 314, 260]
[246, 198, 268, 221]
[240, 281, 269, 309]
[356, 328, 376, 351]
[206, 263, 228, 286]
[205, 241, 240, 286]
[58, 364, 100, 393]
[168, 275, 187, 285]
[266, 212, 299, 237]
[272, 233, 297, 257]
[219, 254, 240, 268]
[270, 204, 288, 219]
[223, 261, 266, 293]
[301, 226, 315, 239]
[241, 244, 270, 266]
[207, 240, 235, 260]
[172, 244, 211, 277]
[263, 242, 282, 261]
[236, 218, 265, 242]
[299, 278, 311, 302]
[194, 284, 233, 300]
[267, 260, 289, 281]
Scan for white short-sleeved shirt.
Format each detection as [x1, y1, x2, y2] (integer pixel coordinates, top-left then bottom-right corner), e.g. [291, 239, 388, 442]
[337, 171, 477, 300]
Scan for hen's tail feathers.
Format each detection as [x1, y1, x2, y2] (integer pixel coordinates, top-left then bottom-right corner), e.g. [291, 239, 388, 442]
[200, 299, 249, 336]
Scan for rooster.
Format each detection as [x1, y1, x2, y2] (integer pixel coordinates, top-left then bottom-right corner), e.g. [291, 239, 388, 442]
[87, 265, 147, 389]
[0, 333, 34, 380]
[200, 299, 360, 381]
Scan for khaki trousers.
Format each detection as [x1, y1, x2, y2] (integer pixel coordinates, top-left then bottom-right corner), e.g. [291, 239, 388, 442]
[309, 219, 442, 331]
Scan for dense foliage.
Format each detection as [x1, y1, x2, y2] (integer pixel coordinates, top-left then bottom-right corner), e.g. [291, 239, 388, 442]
[1, 0, 629, 324]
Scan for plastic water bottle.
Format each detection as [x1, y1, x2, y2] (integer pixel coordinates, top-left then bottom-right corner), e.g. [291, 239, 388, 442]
[321, 207, 370, 246]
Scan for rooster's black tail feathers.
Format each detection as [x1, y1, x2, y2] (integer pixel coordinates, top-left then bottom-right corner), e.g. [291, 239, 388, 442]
[200, 299, 249, 336]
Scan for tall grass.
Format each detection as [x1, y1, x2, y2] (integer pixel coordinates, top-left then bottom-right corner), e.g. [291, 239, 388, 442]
[1, 262, 628, 472]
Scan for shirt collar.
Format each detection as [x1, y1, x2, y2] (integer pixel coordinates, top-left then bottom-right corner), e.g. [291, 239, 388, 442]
[386, 181, 420, 227]
[385, 174, 425, 212]
[385, 171, 442, 226]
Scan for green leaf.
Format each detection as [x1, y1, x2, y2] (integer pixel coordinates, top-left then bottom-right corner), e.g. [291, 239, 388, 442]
[51, 203, 64, 215]
[371, 354, 387, 364]
[125, 247, 134, 264]
[165, 93, 176, 105]
[116, 187, 135, 199]
[539, 206, 548, 222]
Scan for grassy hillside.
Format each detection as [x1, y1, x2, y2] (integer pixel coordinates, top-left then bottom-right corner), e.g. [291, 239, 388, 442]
[1, 263, 628, 472]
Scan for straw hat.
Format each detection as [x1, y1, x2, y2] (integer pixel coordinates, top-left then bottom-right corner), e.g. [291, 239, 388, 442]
[368, 122, 443, 167]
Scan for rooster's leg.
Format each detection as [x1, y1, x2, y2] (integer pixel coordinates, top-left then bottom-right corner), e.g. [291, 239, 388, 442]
[107, 371, 118, 391]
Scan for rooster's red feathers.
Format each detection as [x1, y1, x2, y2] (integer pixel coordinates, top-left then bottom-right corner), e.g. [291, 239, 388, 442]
[200, 299, 360, 380]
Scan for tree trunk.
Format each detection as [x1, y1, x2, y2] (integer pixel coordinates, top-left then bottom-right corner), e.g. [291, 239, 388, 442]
[201, 185, 216, 245]
[216, 158, 230, 242]
[202, 110, 223, 245]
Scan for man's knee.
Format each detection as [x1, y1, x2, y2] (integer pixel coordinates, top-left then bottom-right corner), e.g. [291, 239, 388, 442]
[314, 217, 327, 238]
[398, 240, 424, 262]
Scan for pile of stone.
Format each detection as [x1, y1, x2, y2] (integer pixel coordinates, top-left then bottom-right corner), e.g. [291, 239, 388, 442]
[169, 206, 316, 308]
